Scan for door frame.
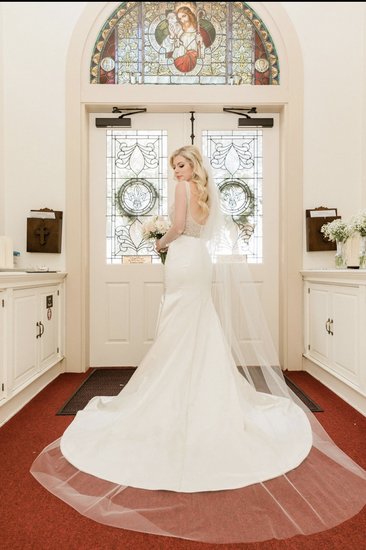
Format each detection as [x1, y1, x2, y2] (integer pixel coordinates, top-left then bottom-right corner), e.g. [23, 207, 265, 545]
[88, 114, 280, 366]
[64, 2, 304, 373]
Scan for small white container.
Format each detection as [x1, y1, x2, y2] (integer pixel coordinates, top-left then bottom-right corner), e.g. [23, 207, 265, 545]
[0, 236, 13, 268]
[13, 251, 20, 267]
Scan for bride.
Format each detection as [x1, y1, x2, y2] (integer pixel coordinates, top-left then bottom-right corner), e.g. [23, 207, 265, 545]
[31, 146, 366, 543]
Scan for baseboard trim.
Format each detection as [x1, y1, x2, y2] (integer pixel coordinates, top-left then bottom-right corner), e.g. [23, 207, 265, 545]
[0, 361, 64, 426]
[302, 357, 366, 416]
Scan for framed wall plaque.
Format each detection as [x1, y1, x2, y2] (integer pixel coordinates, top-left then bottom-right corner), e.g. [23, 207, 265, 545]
[27, 209, 63, 253]
[306, 207, 339, 251]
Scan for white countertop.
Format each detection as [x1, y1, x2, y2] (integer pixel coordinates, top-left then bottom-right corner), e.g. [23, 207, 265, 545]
[301, 269, 366, 284]
[0, 271, 67, 288]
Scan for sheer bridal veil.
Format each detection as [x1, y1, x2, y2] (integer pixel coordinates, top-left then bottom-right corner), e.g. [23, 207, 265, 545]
[30, 156, 366, 543]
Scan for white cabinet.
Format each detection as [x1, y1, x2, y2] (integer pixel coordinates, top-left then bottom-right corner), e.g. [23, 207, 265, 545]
[0, 273, 66, 423]
[302, 271, 366, 412]
[39, 286, 60, 371]
[11, 285, 62, 392]
[0, 290, 5, 402]
[305, 283, 360, 385]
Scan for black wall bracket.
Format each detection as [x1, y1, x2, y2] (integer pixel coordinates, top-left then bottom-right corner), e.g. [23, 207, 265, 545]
[96, 107, 147, 128]
[223, 107, 273, 128]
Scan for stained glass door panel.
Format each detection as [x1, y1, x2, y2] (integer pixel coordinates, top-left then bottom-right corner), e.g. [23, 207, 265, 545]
[106, 130, 169, 265]
[195, 114, 280, 359]
[89, 113, 188, 366]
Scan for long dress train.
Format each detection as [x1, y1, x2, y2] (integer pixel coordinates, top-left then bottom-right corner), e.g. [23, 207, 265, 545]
[31, 187, 366, 543]
[60, 235, 312, 491]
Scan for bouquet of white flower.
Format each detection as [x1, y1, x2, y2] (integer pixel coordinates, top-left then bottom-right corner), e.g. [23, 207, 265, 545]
[142, 216, 171, 264]
[350, 210, 366, 237]
[320, 219, 351, 243]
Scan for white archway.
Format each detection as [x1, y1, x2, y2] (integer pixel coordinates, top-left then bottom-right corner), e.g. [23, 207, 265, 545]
[64, 2, 304, 373]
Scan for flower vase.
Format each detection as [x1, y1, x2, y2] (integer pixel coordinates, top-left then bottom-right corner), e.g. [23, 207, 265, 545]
[335, 240, 346, 269]
[359, 236, 366, 269]
[345, 233, 360, 268]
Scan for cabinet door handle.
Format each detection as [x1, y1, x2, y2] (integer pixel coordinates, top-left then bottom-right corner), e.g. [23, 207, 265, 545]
[329, 319, 334, 335]
[325, 318, 331, 334]
[36, 321, 40, 338]
[39, 321, 45, 337]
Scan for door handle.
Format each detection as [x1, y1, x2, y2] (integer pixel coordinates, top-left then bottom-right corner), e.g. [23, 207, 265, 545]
[36, 321, 41, 338]
[329, 319, 334, 335]
[325, 318, 331, 334]
[39, 321, 45, 337]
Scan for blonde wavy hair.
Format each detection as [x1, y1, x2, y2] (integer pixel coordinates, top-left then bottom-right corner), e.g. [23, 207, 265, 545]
[170, 145, 210, 220]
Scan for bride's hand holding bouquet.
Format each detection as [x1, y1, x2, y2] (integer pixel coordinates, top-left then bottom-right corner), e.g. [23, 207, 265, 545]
[142, 216, 171, 264]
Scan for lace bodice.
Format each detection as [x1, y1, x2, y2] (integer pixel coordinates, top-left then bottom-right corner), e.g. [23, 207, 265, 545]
[169, 181, 203, 238]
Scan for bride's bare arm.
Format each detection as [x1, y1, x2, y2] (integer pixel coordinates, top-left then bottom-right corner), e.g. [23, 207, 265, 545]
[157, 181, 187, 251]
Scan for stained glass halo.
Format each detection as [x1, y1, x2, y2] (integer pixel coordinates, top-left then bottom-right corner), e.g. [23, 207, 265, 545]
[218, 179, 255, 217]
[116, 178, 157, 217]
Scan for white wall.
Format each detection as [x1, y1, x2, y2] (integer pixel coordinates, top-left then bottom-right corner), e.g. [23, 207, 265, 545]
[1, 2, 86, 269]
[1, 2, 366, 270]
[0, 4, 5, 235]
[283, 2, 366, 268]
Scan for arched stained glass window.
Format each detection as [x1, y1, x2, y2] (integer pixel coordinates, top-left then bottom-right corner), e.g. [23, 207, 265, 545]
[91, 2, 279, 85]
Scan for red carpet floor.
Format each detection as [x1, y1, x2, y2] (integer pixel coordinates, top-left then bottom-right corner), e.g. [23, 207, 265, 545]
[1, 370, 365, 550]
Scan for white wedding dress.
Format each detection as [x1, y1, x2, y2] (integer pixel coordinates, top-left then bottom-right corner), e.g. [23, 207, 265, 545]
[60, 231, 311, 492]
[31, 182, 366, 543]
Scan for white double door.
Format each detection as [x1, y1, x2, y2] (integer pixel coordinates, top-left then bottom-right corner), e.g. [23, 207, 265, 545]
[89, 113, 279, 366]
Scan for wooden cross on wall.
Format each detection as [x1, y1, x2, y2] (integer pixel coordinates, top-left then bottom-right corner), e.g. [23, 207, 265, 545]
[35, 224, 50, 245]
